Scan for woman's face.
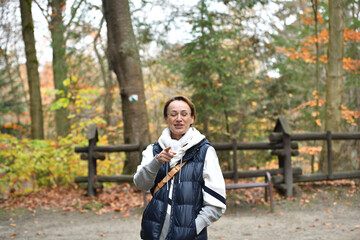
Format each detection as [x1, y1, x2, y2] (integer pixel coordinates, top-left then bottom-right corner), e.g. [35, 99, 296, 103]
[165, 100, 194, 140]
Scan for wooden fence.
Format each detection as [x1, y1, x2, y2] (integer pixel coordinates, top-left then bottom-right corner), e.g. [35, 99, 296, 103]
[74, 116, 360, 197]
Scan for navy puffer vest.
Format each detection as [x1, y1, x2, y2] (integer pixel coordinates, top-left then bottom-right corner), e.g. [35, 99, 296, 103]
[140, 138, 210, 240]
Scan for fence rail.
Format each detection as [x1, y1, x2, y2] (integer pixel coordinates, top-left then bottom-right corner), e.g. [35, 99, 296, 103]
[74, 116, 360, 197]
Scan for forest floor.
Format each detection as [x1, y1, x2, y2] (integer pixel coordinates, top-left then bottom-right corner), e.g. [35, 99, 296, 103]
[0, 180, 359, 240]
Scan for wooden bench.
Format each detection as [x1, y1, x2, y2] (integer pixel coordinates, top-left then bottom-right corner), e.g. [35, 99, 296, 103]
[225, 171, 274, 213]
[143, 171, 274, 213]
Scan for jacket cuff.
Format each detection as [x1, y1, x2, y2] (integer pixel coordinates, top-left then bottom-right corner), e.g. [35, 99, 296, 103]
[195, 216, 210, 235]
[148, 157, 163, 173]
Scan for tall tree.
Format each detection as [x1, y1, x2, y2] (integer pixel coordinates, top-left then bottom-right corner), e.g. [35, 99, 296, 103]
[321, 0, 344, 171]
[93, 19, 113, 124]
[49, 0, 70, 137]
[102, 0, 150, 174]
[0, 3, 27, 128]
[19, 0, 44, 139]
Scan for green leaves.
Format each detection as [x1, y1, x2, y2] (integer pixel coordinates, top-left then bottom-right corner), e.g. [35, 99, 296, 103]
[50, 97, 70, 111]
[0, 133, 87, 195]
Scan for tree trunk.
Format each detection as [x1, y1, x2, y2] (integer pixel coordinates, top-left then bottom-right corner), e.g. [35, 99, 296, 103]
[20, 0, 44, 139]
[93, 17, 117, 144]
[320, 0, 344, 172]
[102, 0, 150, 174]
[49, 0, 70, 137]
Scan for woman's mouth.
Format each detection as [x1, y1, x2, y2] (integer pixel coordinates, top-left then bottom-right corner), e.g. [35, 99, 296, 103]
[174, 124, 183, 129]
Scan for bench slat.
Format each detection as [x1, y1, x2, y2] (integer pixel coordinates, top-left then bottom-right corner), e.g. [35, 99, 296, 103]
[226, 183, 268, 189]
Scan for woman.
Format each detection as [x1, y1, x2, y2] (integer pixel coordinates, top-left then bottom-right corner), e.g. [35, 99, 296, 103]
[133, 96, 226, 240]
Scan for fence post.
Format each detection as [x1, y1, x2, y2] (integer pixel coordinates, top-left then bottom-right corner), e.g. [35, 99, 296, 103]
[86, 124, 99, 197]
[232, 138, 238, 183]
[326, 131, 333, 180]
[272, 116, 294, 197]
[283, 133, 293, 197]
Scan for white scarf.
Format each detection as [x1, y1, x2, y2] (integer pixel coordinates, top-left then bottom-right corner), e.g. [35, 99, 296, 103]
[158, 127, 205, 168]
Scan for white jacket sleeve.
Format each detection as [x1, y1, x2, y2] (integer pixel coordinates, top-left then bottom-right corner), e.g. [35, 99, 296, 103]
[133, 144, 162, 191]
[195, 146, 226, 234]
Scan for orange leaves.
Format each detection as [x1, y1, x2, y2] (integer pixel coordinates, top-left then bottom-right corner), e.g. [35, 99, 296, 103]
[343, 57, 360, 74]
[302, 30, 329, 47]
[344, 28, 360, 41]
[2, 122, 28, 134]
[341, 105, 360, 126]
[291, 99, 325, 112]
[292, 96, 359, 127]
[278, 25, 359, 72]
[275, 47, 315, 63]
[299, 146, 322, 156]
[300, 8, 325, 26]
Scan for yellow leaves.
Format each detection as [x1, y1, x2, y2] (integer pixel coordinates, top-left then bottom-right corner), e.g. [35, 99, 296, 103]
[63, 76, 78, 87]
[63, 78, 71, 87]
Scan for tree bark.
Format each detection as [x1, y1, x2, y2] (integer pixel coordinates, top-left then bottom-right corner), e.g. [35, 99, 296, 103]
[102, 0, 150, 174]
[49, 0, 70, 137]
[20, 0, 44, 139]
[321, 0, 344, 172]
[93, 17, 117, 144]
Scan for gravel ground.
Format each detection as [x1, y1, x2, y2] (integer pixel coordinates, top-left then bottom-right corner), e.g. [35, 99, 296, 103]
[1, 184, 359, 240]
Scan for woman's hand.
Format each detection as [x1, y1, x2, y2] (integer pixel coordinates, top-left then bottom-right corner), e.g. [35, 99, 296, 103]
[155, 147, 176, 164]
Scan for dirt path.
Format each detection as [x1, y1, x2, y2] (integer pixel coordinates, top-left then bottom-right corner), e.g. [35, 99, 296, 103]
[1, 184, 359, 240]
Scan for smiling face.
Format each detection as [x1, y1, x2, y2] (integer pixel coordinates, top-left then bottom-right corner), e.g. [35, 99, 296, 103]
[165, 100, 194, 140]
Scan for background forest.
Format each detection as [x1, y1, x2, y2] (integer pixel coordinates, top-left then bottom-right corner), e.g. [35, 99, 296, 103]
[0, 0, 359, 196]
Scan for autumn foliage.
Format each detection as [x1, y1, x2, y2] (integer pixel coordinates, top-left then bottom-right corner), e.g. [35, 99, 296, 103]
[277, 7, 360, 74]
[0, 184, 144, 215]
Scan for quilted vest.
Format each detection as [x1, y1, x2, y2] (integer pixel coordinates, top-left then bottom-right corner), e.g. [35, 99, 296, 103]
[140, 138, 210, 240]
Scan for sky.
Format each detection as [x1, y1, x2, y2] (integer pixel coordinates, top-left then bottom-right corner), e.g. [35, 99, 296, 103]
[26, 0, 294, 74]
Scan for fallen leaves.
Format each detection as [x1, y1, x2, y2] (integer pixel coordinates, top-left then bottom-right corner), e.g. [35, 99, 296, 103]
[0, 183, 145, 215]
[9, 233, 17, 239]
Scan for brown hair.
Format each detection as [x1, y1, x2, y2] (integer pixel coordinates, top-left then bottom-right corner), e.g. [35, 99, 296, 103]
[163, 96, 196, 121]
